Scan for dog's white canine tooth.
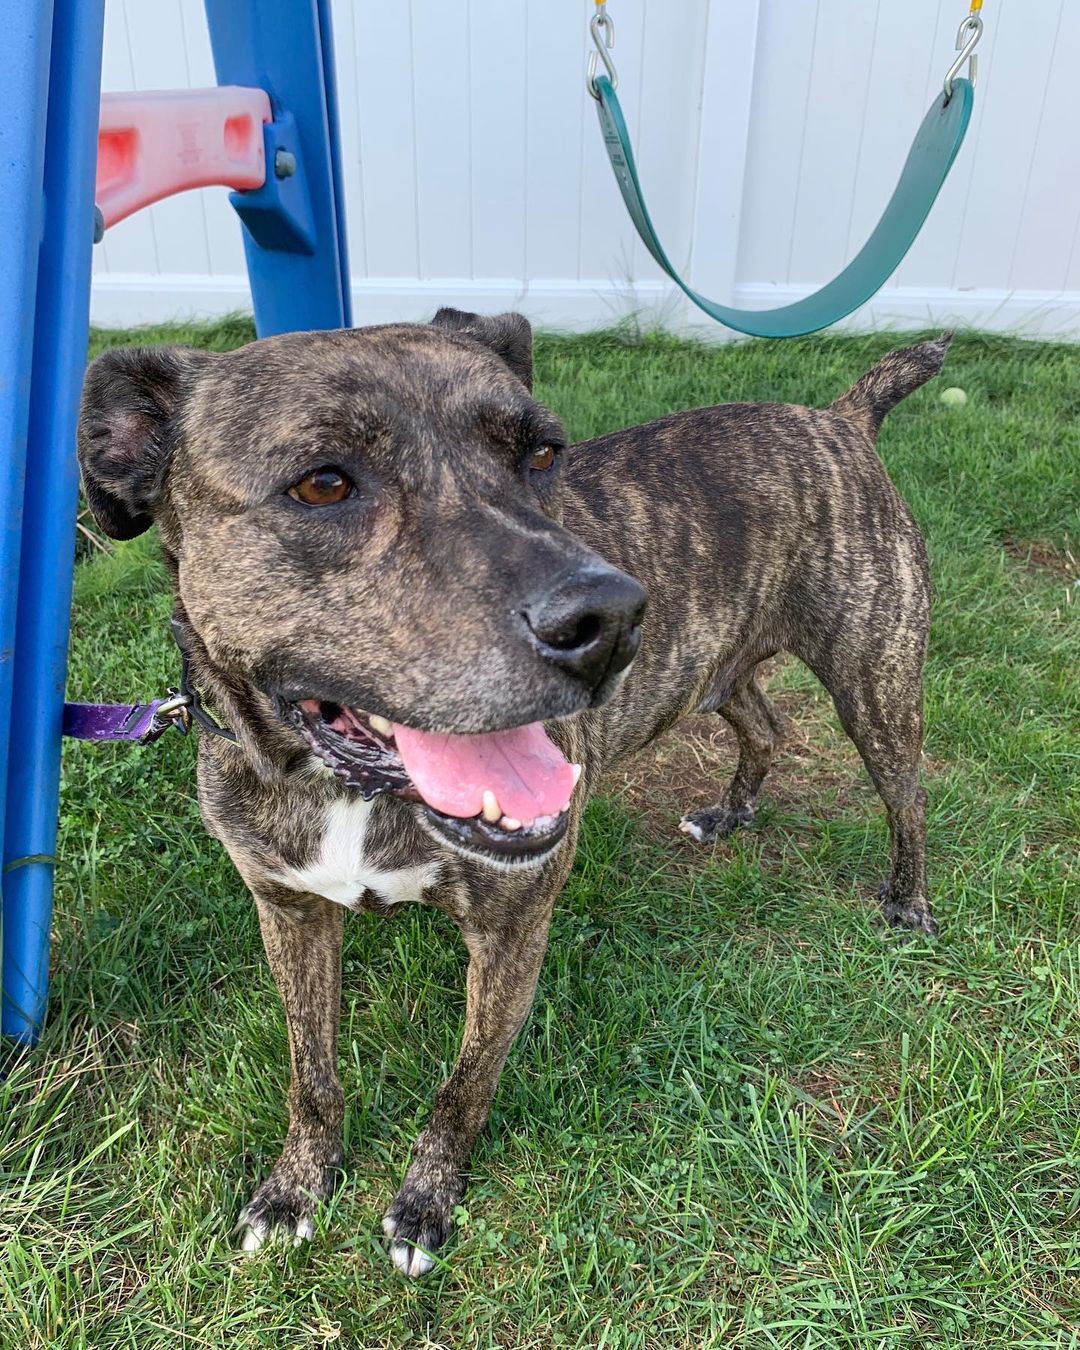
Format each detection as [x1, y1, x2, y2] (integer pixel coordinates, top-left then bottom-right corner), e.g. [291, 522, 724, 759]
[500, 816, 522, 831]
[482, 790, 502, 823]
[572, 762, 583, 786]
[369, 714, 393, 738]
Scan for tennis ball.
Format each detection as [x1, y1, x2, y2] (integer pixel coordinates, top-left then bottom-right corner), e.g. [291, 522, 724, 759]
[939, 386, 968, 407]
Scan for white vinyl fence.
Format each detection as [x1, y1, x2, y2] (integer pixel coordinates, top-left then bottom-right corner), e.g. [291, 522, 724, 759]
[91, 0, 1080, 337]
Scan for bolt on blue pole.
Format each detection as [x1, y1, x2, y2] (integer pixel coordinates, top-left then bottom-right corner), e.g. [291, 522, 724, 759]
[203, 0, 352, 336]
[2, 0, 106, 1042]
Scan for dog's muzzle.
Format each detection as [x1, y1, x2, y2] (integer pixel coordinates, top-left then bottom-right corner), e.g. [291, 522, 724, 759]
[278, 564, 644, 867]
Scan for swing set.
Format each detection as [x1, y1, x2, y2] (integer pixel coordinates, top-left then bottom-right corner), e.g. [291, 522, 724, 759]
[0, 0, 986, 1045]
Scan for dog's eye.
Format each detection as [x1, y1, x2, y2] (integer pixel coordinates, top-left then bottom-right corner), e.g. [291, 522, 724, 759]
[287, 468, 354, 506]
[529, 445, 558, 473]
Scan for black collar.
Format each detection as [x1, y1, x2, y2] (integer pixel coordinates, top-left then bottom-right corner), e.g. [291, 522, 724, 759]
[169, 619, 238, 743]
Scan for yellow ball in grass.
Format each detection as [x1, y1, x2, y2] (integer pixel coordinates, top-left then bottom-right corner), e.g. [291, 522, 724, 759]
[939, 386, 968, 407]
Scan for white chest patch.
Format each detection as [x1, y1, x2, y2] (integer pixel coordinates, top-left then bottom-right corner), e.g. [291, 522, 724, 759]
[273, 796, 438, 908]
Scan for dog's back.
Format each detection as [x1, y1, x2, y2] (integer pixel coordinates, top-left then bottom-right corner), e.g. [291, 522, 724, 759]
[564, 335, 951, 572]
[563, 338, 949, 778]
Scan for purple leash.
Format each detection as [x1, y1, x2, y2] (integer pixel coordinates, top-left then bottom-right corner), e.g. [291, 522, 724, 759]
[62, 692, 194, 745]
[63, 627, 237, 746]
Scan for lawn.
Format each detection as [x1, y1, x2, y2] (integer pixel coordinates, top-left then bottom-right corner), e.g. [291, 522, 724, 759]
[1, 318, 1078, 1348]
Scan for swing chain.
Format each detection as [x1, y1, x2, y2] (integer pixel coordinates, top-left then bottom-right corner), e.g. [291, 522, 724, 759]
[587, 2, 617, 100]
[943, 11, 983, 102]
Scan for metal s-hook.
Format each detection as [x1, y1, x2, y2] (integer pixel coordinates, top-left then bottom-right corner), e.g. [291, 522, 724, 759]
[943, 13, 983, 102]
[587, 2, 617, 100]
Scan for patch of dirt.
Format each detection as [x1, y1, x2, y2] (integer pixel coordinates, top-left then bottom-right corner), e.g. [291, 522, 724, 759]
[603, 661, 870, 847]
[1003, 535, 1078, 578]
[786, 1067, 863, 1151]
[790, 1066, 846, 1102]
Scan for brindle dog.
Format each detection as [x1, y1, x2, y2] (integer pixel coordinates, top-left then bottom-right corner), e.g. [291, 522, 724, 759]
[77, 311, 948, 1276]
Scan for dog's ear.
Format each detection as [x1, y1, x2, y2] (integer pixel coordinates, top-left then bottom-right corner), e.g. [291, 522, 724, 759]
[78, 345, 208, 539]
[430, 308, 534, 391]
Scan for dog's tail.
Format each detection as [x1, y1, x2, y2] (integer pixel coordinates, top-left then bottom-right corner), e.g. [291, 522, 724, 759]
[830, 333, 953, 439]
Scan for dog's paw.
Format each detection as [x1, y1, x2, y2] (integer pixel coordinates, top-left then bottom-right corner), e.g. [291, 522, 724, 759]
[679, 803, 755, 843]
[879, 885, 938, 937]
[382, 1172, 460, 1278]
[235, 1166, 335, 1253]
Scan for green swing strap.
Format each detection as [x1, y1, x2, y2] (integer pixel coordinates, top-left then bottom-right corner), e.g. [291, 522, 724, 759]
[591, 73, 974, 339]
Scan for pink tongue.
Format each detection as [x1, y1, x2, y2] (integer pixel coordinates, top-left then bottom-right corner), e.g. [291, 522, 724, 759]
[392, 720, 575, 821]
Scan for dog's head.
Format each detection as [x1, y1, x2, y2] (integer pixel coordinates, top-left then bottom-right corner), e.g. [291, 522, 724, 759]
[78, 310, 645, 866]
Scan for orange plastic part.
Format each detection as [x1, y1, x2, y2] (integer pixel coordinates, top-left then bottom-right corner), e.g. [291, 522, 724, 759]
[96, 87, 272, 229]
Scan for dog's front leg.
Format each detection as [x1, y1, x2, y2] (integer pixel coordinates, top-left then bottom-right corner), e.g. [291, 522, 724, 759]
[383, 888, 558, 1277]
[237, 890, 344, 1251]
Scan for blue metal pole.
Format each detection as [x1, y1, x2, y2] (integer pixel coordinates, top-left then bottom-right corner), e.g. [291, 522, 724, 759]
[2, 0, 106, 1042]
[0, 4, 56, 1036]
[203, 0, 351, 336]
[316, 0, 353, 328]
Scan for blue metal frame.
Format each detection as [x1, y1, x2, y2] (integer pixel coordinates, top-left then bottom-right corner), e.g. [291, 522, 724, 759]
[0, 3, 57, 1040]
[204, 0, 352, 336]
[1, 0, 107, 1043]
[316, 0, 352, 324]
[1, 0, 352, 1044]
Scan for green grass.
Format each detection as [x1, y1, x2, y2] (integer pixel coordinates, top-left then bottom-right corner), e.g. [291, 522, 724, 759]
[2, 318, 1079, 1347]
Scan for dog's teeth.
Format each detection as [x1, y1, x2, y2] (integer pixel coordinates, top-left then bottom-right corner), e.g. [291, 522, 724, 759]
[572, 763, 583, 786]
[482, 790, 502, 823]
[520, 818, 535, 830]
[500, 816, 522, 832]
[369, 714, 393, 738]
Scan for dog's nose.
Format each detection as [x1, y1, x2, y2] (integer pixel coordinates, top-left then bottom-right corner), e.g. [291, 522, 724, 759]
[523, 568, 646, 692]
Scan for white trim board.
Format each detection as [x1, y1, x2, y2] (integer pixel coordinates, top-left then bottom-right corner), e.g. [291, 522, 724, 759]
[90, 273, 1080, 340]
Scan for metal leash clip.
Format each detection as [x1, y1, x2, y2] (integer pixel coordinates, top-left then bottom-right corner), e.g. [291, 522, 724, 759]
[142, 690, 193, 743]
[944, 11, 983, 102]
[588, 1, 617, 100]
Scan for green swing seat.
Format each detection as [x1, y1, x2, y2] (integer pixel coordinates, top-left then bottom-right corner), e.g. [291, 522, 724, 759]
[592, 73, 975, 338]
